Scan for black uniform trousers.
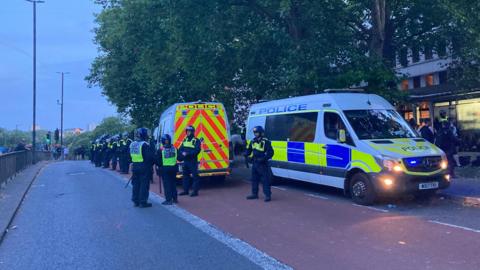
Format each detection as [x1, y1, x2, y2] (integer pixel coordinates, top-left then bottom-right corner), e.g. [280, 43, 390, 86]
[162, 166, 178, 202]
[131, 166, 151, 204]
[182, 161, 200, 193]
[103, 152, 110, 168]
[95, 152, 102, 167]
[120, 154, 131, 173]
[111, 153, 118, 170]
[251, 163, 271, 197]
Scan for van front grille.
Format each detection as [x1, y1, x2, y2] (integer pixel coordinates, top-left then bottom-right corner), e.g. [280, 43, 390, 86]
[403, 156, 442, 173]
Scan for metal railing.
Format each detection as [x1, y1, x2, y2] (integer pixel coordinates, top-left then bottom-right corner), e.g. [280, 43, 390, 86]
[0, 151, 50, 188]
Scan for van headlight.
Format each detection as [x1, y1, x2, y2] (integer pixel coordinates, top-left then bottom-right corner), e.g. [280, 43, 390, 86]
[383, 158, 403, 172]
[440, 160, 448, 170]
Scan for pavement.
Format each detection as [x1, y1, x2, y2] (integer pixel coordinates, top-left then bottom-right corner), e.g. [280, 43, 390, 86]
[2, 160, 480, 270]
[0, 161, 47, 243]
[439, 177, 480, 207]
[0, 161, 262, 270]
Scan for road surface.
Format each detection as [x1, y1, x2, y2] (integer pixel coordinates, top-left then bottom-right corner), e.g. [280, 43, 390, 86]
[0, 161, 261, 270]
[1, 160, 480, 270]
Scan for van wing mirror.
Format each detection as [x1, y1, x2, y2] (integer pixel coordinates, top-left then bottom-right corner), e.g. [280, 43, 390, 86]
[338, 129, 347, 143]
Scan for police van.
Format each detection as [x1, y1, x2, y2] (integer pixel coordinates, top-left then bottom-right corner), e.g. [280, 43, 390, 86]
[157, 102, 231, 180]
[246, 90, 450, 205]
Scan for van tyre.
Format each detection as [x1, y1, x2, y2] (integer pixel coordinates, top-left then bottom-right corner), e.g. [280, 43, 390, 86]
[350, 173, 376, 205]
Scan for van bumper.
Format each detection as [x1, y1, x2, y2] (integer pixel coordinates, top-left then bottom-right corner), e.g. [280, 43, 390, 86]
[369, 171, 450, 196]
[176, 168, 231, 179]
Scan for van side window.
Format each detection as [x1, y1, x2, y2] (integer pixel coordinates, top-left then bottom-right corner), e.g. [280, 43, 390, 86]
[324, 112, 353, 145]
[265, 112, 317, 142]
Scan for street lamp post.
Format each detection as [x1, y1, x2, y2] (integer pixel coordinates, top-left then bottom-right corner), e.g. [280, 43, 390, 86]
[26, 0, 44, 164]
[57, 72, 69, 160]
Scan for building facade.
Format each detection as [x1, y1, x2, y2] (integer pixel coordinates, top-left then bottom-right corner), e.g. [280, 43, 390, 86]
[395, 48, 480, 152]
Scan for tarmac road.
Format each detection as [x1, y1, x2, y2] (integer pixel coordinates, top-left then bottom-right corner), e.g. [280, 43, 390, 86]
[0, 161, 261, 270]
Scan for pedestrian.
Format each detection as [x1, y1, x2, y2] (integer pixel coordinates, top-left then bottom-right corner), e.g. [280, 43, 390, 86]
[157, 134, 178, 205]
[449, 119, 462, 167]
[435, 121, 458, 178]
[418, 119, 435, 143]
[178, 125, 201, 197]
[408, 118, 417, 130]
[130, 128, 155, 208]
[245, 126, 274, 202]
[63, 146, 69, 160]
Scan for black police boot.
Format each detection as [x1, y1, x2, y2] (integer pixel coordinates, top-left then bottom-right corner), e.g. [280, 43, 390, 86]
[172, 198, 178, 204]
[162, 200, 172, 205]
[179, 191, 189, 196]
[246, 194, 259, 200]
[264, 197, 271, 202]
[139, 202, 152, 208]
[190, 192, 198, 197]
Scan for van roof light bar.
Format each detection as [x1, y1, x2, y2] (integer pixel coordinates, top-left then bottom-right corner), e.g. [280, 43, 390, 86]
[323, 88, 365, 93]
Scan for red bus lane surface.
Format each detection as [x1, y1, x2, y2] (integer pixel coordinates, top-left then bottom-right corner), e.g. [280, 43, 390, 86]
[120, 169, 479, 270]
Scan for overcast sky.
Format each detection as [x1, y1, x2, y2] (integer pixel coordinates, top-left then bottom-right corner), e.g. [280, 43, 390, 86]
[0, 0, 117, 131]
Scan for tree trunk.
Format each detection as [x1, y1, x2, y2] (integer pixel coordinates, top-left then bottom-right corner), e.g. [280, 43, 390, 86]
[369, 0, 386, 57]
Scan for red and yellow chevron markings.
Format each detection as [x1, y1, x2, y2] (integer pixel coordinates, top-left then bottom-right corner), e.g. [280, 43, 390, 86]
[174, 104, 229, 171]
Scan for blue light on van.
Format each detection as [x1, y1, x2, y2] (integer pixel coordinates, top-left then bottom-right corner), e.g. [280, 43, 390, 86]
[404, 157, 420, 167]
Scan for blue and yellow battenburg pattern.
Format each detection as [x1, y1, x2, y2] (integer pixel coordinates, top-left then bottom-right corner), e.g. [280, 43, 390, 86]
[270, 141, 382, 173]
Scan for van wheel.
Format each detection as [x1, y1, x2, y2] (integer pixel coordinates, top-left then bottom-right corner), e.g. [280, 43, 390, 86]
[350, 173, 376, 205]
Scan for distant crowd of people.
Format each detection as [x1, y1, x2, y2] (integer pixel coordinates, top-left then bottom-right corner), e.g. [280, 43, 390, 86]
[408, 110, 479, 177]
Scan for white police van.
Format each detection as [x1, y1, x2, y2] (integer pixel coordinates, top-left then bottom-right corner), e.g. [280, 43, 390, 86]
[246, 90, 450, 205]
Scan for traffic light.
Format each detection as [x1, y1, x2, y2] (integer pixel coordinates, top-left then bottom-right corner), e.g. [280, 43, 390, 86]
[54, 129, 59, 143]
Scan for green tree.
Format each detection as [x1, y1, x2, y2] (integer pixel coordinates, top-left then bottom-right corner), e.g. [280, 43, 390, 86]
[88, 0, 479, 129]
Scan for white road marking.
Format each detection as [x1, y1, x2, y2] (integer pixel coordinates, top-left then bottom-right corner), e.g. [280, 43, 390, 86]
[305, 193, 329, 200]
[68, 172, 86, 176]
[352, 203, 389, 213]
[272, 186, 287, 191]
[106, 169, 292, 270]
[428, 220, 480, 233]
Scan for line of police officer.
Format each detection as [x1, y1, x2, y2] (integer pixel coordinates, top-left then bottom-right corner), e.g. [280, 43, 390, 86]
[90, 124, 274, 208]
[90, 132, 133, 174]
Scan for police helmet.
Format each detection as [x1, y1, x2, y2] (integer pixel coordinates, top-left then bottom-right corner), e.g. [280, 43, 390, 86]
[161, 134, 172, 145]
[186, 125, 195, 134]
[135, 128, 149, 141]
[253, 126, 264, 135]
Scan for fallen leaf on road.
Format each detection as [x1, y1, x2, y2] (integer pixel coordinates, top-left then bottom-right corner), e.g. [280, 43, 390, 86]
[10, 225, 17, 230]
[398, 241, 406, 245]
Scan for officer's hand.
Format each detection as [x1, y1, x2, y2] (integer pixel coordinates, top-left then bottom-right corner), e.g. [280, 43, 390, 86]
[182, 152, 187, 156]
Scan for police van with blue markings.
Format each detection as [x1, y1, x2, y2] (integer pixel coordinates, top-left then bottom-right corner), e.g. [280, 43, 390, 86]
[246, 89, 450, 205]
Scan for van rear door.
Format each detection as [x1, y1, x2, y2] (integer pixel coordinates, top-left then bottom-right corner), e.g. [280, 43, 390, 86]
[174, 104, 229, 172]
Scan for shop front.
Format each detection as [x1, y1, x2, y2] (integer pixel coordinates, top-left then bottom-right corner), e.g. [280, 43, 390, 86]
[399, 85, 480, 152]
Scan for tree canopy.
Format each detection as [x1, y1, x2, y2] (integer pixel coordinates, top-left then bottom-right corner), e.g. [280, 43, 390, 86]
[88, 0, 480, 129]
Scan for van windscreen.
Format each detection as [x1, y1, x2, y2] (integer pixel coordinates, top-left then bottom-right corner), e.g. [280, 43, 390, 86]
[344, 109, 417, 140]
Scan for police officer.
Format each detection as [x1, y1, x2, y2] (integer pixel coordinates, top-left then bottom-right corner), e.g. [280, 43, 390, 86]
[130, 128, 155, 208]
[90, 140, 96, 163]
[95, 138, 104, 167]
[245, 126, 274, 202]
[102, 137, 111, 168]
[119, 131, 133, 174]
[178, 125, 201, 197]
[111, 135, 120, 170]
[157, 134, 178, 205]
